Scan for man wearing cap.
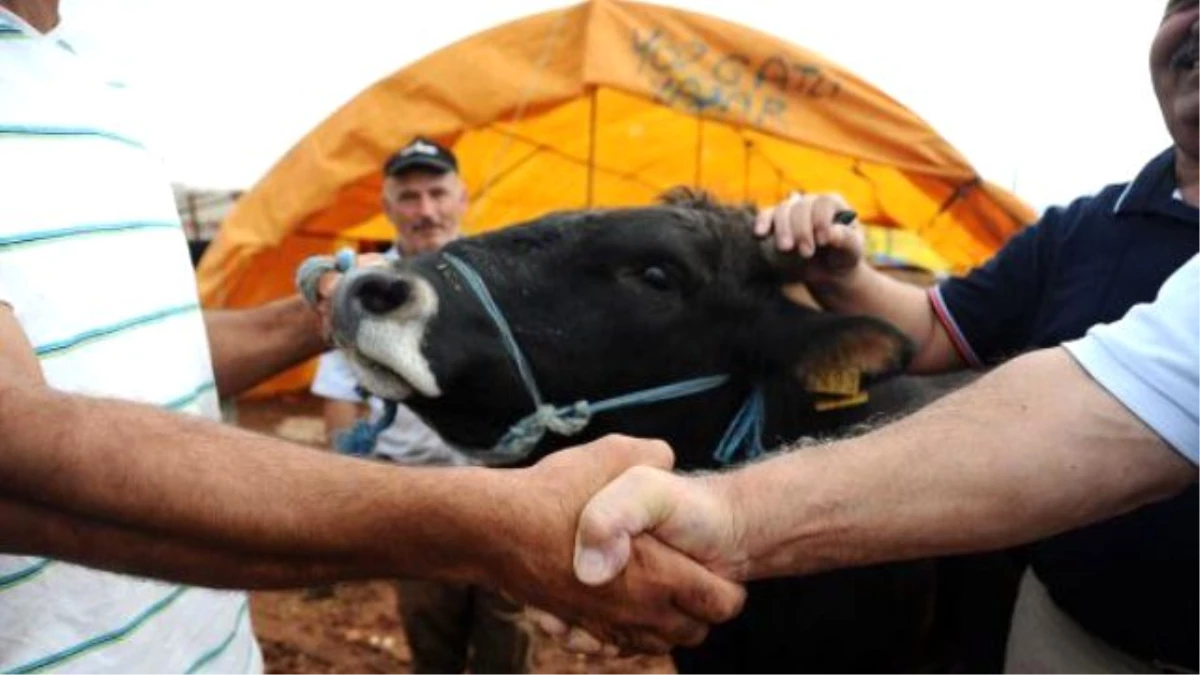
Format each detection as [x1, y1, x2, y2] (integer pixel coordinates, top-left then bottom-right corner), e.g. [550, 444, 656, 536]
[310, 137, 533, 674]
[563, 1, 1199, 672]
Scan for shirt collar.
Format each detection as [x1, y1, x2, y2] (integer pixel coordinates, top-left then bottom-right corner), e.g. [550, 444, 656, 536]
[1112, 147, 1198, 223]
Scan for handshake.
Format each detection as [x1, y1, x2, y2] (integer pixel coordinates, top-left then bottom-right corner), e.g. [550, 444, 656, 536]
[455, 434, 750, 657]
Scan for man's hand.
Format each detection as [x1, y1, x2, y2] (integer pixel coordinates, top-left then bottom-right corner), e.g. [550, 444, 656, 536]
[493, 436, 746, 655]
[754, 192, 867, 288]
[299, 251, 388, 340]
[573, 466, 748, 585]
[524, 461, 749, 655]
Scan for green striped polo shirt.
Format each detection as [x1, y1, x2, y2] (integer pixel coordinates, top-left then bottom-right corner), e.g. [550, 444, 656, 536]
[0, 8, 261, 673]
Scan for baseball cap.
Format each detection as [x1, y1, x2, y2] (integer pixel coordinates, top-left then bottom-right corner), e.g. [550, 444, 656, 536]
[383, 136, 458, 176]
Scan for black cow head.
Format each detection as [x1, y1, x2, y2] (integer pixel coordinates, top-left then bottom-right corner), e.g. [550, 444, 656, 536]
[328, 188, 914, 466]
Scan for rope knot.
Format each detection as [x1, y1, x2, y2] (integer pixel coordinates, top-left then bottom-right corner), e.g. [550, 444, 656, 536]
[495, 401, 593, 458]
[543, 401, 591, 435]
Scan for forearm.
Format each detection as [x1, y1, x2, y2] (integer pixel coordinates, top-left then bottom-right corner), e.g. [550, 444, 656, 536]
[204, 295, 327, 397]
[809, 263, 961, 374]
[0, 381, 507, 586]
[726, 348, 1194, 581]
[0, 495, 380, 589]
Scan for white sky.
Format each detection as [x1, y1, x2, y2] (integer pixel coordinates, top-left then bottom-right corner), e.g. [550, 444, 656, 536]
[55, 0, 1172, 213]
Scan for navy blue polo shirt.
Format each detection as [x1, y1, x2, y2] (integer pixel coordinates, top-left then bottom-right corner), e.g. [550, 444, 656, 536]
[931, 147, 1198, 668]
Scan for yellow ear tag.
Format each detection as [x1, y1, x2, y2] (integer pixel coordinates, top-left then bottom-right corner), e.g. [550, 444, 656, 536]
[804, 369, 862, 397]
[813, 391, 870, 412]
[805, 369, 870, 412]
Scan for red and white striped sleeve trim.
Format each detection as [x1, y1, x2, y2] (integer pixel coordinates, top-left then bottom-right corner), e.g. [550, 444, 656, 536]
[928, 285, 984, 368]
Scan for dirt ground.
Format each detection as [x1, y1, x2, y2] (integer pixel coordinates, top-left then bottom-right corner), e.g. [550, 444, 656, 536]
[233, 393, 673, 675]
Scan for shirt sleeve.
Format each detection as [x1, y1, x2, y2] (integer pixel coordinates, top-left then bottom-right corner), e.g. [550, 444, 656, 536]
[310, 349, 365, 402]
[930, 204, 1066, 367]
[1064, 255, 1199, 464]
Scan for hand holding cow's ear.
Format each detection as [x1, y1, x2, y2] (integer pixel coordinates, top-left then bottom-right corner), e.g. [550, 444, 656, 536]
[755, 192, 867, 287]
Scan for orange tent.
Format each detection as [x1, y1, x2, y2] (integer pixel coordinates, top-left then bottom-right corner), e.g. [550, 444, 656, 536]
[197, 0, 1036, 396]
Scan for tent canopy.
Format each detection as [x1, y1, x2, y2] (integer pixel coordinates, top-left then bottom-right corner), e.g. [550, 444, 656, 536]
[197, 0, 1035, 395]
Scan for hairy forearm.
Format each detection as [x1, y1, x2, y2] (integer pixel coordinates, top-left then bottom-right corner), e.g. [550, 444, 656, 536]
[726, 348, 1194, 581]
[0, 495, 380, 589]
[204, 295, 327, 397]
[0, 381, 507, 586]
[809, 263, 961, 374]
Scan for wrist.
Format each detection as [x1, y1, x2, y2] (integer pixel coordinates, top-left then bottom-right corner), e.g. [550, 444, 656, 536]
[809, 260, 876, 310]
[443, 466, 535, 589]
[705, 470, 754, 581]
[280, 295, 329, 353]
[369, 465, 512, 587]
[719, 450, 839, 581]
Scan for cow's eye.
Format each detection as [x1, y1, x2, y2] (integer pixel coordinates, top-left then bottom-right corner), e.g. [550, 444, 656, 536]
[641, 265, 673, 290]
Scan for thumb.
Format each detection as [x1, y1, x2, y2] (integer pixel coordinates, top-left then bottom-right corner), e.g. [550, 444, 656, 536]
[574, 466, 674, 586]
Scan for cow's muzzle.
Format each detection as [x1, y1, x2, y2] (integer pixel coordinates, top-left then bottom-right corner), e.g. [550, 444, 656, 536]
[324, 265, 443, 400]
[331, 267, 428, 348]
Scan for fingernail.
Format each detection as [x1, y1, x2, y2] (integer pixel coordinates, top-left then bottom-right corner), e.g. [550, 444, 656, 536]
[565, 628, 602, 654]
[533, 613, 568, 637]
[800, 243, 814, 257]
[575, 548, 611, 585]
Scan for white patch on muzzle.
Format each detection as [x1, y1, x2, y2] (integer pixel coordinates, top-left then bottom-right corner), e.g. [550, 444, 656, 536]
[347, 274, 442, 400]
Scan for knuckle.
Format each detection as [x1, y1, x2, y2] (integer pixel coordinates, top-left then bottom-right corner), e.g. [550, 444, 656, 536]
[641, 438, 674, 465]
[680, 622, 709, 648]
[581, 505, 628, 545]
[718, 585, 747, 622]
[682, 578, 718, 616]
[625, 463, 664, 486]
[597, 432, 631, 444]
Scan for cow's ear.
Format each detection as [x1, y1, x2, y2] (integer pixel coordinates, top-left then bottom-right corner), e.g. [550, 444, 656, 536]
[786, 314, 914, 384]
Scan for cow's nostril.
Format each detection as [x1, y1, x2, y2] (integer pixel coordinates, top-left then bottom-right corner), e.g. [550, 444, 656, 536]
[356, 276, 412, 315]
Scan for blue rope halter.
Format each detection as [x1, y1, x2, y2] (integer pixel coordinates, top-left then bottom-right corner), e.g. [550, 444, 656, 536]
[309, 248, 766, 466]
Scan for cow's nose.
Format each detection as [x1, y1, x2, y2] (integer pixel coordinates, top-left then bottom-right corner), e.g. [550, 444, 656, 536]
[355, 274, 412, 315]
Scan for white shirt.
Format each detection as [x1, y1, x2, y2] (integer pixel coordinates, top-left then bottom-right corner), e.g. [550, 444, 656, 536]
[310, 247, 470, 466]
[1065, 254, 1199, 463]
[0, 8, 261, 672]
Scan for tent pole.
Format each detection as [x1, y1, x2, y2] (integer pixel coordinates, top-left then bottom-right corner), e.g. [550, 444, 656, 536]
[586, 86, 598, 207]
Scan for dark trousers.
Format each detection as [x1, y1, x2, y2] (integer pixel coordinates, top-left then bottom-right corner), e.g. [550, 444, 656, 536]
[396, 579, 532, 674]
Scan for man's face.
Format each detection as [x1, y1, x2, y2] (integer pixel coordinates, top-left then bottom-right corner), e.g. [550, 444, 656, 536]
[382, 169, 467, 255]
[1151, 0, 1200, 159]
